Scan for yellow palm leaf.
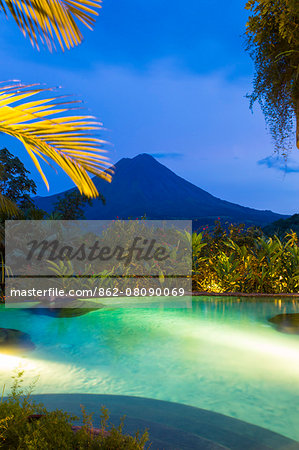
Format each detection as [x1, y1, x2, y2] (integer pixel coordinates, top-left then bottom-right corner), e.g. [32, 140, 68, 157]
[0, 193, 20, 217]
[0, 82, 113, 198]
[0, 0, 102, 51]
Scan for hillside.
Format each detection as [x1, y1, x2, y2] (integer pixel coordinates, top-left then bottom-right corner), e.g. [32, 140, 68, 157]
[263, 214, 299, 236]
[34, 154, 286, 226]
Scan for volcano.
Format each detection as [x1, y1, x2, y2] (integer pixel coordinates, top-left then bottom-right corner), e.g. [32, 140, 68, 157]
[34, 153, 286, 226]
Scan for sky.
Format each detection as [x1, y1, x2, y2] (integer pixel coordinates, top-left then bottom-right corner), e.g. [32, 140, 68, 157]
[0, 0, 298, 215]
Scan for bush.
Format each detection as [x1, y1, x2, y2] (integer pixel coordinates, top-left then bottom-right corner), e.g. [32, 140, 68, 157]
[192, 220, 299, 293]
[0, 372, 149, 449]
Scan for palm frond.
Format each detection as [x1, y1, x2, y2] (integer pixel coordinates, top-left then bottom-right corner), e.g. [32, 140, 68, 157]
[0, 193, 20, 217]
[0, 0, 102, 51]
[0, 82, 113, 198]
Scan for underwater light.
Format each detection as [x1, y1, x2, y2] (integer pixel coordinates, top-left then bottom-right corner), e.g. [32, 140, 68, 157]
[0, 353, 31, 370]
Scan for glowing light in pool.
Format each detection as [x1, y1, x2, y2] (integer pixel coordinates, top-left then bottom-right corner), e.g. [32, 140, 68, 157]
[0, 354, 30, 370]
[0, 352, 89, 394]
[0, 301, 298, 442]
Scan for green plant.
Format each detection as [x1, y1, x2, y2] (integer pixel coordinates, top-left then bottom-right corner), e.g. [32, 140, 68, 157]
[0, 371, 149, 449]
[53, 190, 104, 220]
[192, 220, 299, 293]
[245, 0, 299, 153]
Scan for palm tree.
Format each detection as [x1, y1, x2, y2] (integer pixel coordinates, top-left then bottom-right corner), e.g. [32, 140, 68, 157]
[0, 0, 113, 199]
[0, 1, 110, 300]
[0, 0, 102, 52]
[0, 193, 19, 216]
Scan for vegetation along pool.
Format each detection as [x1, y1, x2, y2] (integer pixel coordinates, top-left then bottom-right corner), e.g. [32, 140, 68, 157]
[0, 297, 298, 442]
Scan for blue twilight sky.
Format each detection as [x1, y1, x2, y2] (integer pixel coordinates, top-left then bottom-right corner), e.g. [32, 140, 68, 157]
[0, 0, 298, 214]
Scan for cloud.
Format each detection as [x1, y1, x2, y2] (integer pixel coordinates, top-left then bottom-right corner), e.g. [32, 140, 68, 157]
[257, 156, 299, 173]
[1, 47, 297, 214]
[150, 152, 183, 159]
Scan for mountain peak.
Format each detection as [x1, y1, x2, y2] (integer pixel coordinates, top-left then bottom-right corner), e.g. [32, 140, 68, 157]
[132, 153, 156, 161]
[115, 153, 157, 166]
[34, 153, 286, 225]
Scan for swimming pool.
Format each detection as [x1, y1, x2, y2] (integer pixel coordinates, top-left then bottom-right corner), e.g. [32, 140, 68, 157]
[0, 297, 298, 442]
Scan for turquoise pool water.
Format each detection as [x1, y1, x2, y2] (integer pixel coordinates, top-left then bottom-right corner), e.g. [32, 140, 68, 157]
[0, 297, 299, 442]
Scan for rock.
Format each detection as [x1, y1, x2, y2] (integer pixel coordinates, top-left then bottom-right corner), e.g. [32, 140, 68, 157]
[27, 298, 105, 318]
[268, 313, 299, 334]
[0, 328, 35, 354]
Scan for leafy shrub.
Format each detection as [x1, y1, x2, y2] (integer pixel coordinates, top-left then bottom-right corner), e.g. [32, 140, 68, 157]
[192, 220, 299, 293]
[0, 372, 149, 449]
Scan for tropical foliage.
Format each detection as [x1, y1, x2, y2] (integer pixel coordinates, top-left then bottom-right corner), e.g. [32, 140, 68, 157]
[0, 83, 112, 198]
[0, 194, 19, 219]
[0, 148, 37, 211]
[192, 221, 299, 293]
[0, 0, 112, 200]
[3, 218, 191, 299]
[53, 189, 104, 220]
[245, 0, 299, 153]
[263, 213, 299, 237]
[0, 371, 149, 449]
[0, 0, 102, 51]
[4, 213, 299, 296]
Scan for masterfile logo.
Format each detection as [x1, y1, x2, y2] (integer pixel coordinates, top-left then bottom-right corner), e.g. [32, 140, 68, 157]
[5, 220, 192, 307]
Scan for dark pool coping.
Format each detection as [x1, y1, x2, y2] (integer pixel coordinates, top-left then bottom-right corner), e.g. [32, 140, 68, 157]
[2, 293, 299, 309]
[20, 394, 298, 450]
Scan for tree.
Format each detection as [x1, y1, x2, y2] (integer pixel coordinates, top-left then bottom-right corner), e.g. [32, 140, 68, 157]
[263, 213, 299, 236]
[53, 189, 105, 219]
[0, 148, 47, 220]
[0, 148, 37, 210]
[0, 1, 113, 199]
[245, 0, 299, 154]
[0, 0, 111, 301]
